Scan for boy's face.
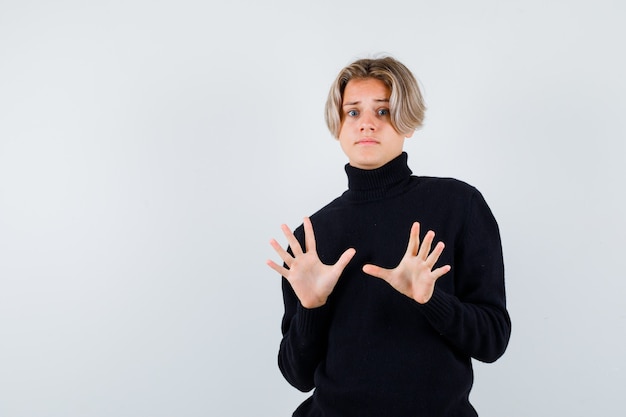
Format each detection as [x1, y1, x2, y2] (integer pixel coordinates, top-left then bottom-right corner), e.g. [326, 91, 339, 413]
[338, 77, 413, 170]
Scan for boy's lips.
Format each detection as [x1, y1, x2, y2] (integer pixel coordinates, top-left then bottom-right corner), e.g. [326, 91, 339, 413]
[356, 138, 379, 145]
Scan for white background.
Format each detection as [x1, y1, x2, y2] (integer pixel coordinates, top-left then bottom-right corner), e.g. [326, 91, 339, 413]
[1, 0, 624, 416]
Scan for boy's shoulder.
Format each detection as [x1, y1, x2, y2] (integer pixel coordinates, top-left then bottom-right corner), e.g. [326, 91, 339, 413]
[415, 175, 478, 194]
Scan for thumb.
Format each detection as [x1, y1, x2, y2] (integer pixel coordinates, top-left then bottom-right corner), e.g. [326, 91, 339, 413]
[333, 248, 356, 273]
[362, 263, 391, 280]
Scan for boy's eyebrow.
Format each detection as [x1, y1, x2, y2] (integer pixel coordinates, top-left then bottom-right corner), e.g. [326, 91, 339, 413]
[342, 98, 390, 107]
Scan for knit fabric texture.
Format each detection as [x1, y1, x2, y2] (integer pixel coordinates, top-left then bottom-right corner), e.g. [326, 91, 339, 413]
[279, 152, 511, 417]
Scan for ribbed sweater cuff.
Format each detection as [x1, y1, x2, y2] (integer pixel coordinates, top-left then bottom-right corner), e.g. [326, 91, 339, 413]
[416, 288, 455, 333]
[294, 303, 331, 341]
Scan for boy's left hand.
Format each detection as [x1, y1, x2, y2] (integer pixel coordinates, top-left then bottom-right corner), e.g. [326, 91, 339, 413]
[362, 222, 451, 304]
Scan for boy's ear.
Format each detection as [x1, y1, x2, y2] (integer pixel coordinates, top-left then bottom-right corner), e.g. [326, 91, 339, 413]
[405, 130, 415, 139]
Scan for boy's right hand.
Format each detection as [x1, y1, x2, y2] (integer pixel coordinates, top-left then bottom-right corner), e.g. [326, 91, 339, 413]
[267, 217, 356, 309]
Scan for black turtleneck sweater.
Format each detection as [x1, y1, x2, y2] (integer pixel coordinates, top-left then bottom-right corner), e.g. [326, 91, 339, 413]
[279, 153, 511, 417]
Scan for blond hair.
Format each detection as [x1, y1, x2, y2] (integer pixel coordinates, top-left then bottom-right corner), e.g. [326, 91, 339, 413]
[324, 56, 426, 138]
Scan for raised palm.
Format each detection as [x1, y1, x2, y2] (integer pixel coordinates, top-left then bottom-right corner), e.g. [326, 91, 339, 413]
[267, 217, 356, 308]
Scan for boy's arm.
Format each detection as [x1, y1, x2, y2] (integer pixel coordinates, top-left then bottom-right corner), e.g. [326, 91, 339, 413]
[417, 190, 511, 362]
[364, 190, 511, 362]
[268, 218, 356, 390]
[277, 279, 332, 391]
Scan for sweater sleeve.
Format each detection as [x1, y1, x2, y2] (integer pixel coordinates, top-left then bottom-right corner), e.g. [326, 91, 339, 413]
[277, 224, 332, 391]
[418, 189, 511, 363]
[278, 278, 331, 391]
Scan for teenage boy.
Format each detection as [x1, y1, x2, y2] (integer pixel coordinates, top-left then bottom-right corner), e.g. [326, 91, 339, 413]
[267, 56, 511, 417]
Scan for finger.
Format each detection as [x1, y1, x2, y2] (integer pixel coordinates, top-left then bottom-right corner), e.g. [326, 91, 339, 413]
[281, 223, 303, 256]
[405, 222, 421, 257]
[332, 248, 356, 274]
[269, 238, 294, 267]
[266, 259, 290, 278]
[431, 264, 451, 280]
[303, 217, 317, 253]
[425, 241, 445, 268]
[417, 230, 435, 260]
[362, 263, 392, 281]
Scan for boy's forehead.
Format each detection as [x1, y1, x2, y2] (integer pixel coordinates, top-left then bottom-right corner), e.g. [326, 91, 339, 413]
[342, 78, 391, 105]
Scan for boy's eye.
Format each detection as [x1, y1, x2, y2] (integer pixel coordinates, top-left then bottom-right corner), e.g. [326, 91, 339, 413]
[378, 108, 390, 116]
[347, 109, 358, 117]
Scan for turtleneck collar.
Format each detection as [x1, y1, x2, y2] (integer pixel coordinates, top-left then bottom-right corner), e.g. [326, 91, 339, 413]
[344, 152, 413, 201]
